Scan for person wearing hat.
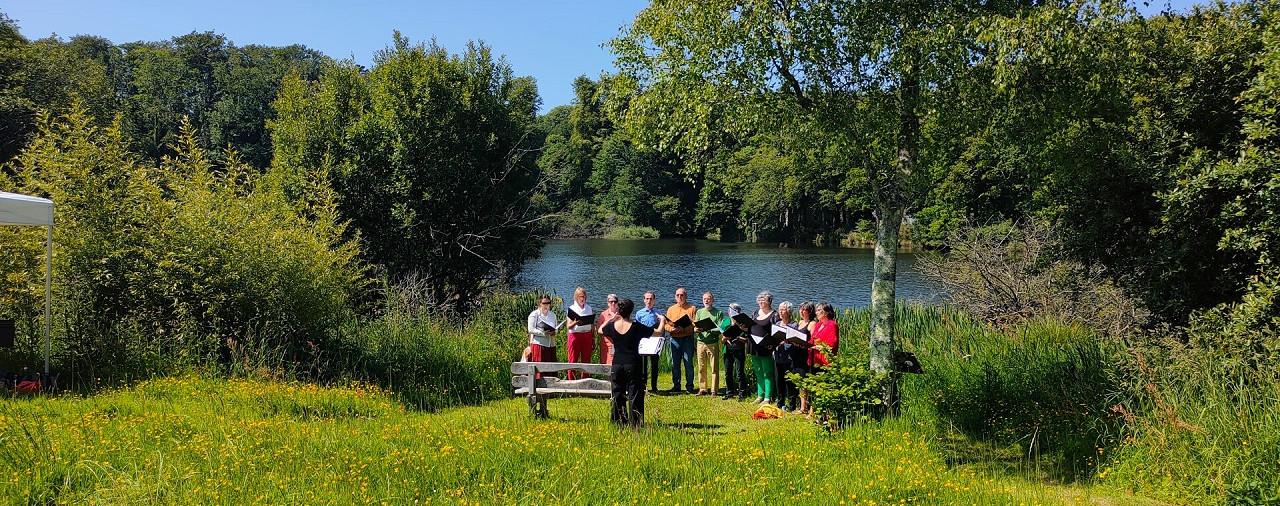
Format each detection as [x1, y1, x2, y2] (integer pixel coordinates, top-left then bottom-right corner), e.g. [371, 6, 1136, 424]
[721, 302, 750, 400]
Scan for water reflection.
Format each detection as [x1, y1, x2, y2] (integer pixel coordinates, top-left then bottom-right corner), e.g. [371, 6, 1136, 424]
[515, 239, 941, 311]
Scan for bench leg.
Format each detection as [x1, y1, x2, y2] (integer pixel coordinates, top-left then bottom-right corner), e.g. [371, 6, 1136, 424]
[538, 396, 549, 419]
[527, 394, 539, 417]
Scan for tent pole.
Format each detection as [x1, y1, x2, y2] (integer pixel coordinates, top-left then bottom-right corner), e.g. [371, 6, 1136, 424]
[44, 222, 51, 377]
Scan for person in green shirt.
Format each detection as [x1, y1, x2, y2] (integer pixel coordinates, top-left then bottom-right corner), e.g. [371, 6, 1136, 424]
[694, 291, 730, 396]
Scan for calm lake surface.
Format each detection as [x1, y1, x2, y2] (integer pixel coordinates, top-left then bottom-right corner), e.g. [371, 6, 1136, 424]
[515, 239, 942, 311]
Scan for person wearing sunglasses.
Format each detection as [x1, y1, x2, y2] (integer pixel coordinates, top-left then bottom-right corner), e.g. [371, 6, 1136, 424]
[525, 295, 560, 382]
[594, 293, 620, 364]
[664, 287, 698, 394]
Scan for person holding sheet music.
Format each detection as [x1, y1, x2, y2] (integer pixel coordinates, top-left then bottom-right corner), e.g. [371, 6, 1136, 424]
[664, 287, 699, 394]
[526, 295, 561, 381]
[564, 287, 596, 380]
[634, 291, 664, 393]
[796, 302, 818, 414]
[693, 291, 728, 396]
[721, 303, 750, 401]
[772, 301, 808, 412]
[600, 298, 664, 427]
[749, 291, 781, 404]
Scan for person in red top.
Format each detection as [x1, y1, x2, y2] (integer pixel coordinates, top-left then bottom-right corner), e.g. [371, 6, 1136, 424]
[595, 294, 620, 364]
[809, 302, 839, 368]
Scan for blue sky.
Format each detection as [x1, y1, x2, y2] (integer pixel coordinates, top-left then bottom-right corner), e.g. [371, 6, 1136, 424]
[4, 0, 1203, 112]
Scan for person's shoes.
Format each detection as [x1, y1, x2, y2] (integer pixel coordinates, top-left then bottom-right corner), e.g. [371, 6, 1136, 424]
[720, 392, 732, 400]
[647, 388, 659, 394]
[696, 389, 708, 396]
[754, 396, 764, 404]
[737, 395, 747, 402]
[782, 406, 794, 413]
[667, 386, 681, 394]
[686, 388, 698, 395]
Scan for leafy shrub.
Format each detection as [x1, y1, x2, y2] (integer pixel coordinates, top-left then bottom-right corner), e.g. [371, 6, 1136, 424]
[603, 225, 659, 240]
[793, 351, 888, 428]
[0, 106, 364, 384]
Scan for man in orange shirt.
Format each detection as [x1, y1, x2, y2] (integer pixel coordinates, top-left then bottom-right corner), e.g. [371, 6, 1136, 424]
[664, 287, 698, 394]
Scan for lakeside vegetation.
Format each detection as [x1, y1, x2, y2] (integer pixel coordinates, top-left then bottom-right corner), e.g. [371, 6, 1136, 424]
[0, 1, 1278, 504]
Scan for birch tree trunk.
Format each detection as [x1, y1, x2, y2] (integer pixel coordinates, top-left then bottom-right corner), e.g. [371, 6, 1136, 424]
[870, 203, 903, 413]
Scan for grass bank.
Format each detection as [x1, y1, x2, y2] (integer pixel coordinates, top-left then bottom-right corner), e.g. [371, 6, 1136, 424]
[0, 375, 1159, 504]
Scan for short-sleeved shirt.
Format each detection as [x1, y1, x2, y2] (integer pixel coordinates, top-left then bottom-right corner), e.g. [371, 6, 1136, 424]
[601, 320, 654, 366]
[634, 306, 661, 329]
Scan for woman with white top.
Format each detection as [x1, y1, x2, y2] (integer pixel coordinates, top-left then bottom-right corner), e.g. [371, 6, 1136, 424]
[526, 294, 560, 376]
[565, 286, 596, 379]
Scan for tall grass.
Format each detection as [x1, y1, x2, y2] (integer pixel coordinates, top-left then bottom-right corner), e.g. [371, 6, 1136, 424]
[329, 290, 540, 411]
[838, 305, 1124, 480]
[0, 375, 1150, 504]
[1102, 339, 1280, 504]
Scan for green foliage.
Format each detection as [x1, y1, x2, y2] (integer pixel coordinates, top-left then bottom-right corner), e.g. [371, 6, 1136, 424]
[0, 21, 327, 167]
[603, 225, 659, 240]
[0, 105, 363, 383]
[329, 284, 534, 411]
[0, 21, 116, 163]
[830, 305, 1124, 479]
[792, 352, 888, 427]
[536, 75, 696, 238]
[271, 34, 542, 315]
[1105, 322, 1280, 503]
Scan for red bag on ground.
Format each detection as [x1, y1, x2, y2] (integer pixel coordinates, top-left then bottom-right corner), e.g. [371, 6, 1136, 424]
[16, 380, 41, 394]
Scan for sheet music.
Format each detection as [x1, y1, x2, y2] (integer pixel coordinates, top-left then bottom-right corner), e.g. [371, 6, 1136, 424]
[639, 336, 666, 355]
[771, 324, 808, 342]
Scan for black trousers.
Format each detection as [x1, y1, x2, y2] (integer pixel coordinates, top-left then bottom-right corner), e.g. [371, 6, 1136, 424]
[642, 353, 660, 391]
[610, 361, 646, 426]
[774, 359, 803, 409]
[723, 348, 747, 396]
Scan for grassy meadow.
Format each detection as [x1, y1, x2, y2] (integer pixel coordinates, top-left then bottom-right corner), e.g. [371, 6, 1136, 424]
[0, 375, 1161, 505]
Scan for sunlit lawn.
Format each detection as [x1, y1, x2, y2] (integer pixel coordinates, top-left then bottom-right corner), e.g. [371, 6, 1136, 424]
[0, 376, 1161, 504]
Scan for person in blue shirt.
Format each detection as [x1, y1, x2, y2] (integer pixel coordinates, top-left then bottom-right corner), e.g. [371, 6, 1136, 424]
[633, 291, 664, 393]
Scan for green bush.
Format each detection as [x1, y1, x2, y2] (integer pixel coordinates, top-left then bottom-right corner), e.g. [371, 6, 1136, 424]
[603, 225, 659, 239]
[0, 106, 364, 384]
[792, 351, 888, 428]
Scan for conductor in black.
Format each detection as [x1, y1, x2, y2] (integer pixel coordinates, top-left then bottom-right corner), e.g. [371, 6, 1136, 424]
[600, 298, 659, 427]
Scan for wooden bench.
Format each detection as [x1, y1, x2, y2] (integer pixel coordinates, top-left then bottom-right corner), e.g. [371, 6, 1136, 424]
[511, 362, 612, 418]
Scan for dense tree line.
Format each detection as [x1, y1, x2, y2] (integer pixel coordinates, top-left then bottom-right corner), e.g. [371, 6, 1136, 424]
[0, 13, 325, 167]
[0, 1, 1277, 370]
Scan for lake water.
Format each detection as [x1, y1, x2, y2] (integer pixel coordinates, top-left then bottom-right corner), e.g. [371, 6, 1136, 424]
[515, 239, 941, 311]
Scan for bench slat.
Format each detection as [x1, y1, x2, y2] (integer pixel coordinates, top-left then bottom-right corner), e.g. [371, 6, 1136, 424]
[511, 362, 612, 375]
[513, 388, 612, 398]
[511, 377, 611, 390]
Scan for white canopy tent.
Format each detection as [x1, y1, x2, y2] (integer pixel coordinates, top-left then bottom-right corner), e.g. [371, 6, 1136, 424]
[0, 191, 53, 375]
